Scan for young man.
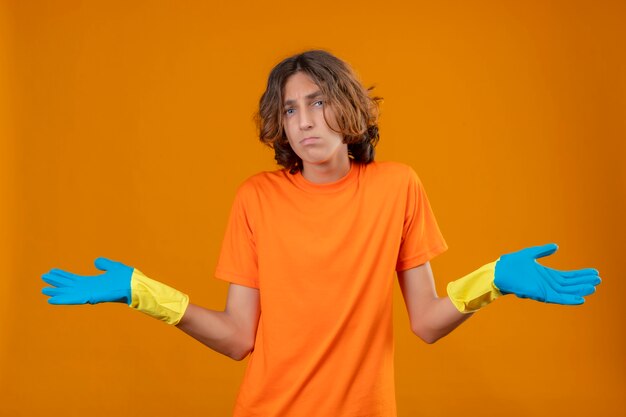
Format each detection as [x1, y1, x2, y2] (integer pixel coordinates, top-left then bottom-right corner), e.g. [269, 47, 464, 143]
[42, 50, 601, 417]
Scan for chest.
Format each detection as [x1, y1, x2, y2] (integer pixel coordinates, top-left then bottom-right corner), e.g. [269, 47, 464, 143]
[253, 181, 407, 264]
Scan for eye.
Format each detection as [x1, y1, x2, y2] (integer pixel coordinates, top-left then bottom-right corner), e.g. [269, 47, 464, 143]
[313, 100, 323, 107]
[284, 108, 294, 116]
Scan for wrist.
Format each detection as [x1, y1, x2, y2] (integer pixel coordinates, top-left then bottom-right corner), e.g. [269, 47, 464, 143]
[493, 257, 513, 295]
[129, 269, 190, 325]
[446, 260, 503, 314]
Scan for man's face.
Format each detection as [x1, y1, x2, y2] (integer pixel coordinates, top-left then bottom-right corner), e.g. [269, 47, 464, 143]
[282, 72, 348, 170]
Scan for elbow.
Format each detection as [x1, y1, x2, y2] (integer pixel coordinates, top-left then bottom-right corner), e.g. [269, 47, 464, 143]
[411, 324, 441, 345]
[228, 345, 253, 361]
[226, 336, 255, 361]
[421, 334, 440, 345]
[228, 351, 250, 361]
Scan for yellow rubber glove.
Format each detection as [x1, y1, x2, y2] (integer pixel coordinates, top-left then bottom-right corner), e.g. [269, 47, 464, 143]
[446, 260, 503, 314]
[130, 268, 190, 325]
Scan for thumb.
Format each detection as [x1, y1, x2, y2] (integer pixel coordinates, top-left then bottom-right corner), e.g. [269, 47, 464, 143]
[94, 257, 123, 272]
[526, 243, 559, 260]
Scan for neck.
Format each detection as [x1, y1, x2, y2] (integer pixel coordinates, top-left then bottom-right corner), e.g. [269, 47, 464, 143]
[301, 156, 352, 184]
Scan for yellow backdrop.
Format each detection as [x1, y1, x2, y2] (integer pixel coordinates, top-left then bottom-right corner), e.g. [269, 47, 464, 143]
[1, 0, 624, 416]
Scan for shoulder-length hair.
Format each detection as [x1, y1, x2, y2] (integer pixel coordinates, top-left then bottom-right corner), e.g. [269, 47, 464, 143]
[255, 50, 383, 174]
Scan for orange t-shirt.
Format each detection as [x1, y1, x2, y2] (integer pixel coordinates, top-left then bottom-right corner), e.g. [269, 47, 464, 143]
[215, 160, 448, 417]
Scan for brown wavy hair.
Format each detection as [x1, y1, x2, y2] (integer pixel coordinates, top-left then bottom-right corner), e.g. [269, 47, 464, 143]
[255, 50, 383, 174]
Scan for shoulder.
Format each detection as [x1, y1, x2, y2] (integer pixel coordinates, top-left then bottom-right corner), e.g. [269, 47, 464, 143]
[364, 160, 418, 182]
[234, 168, 290, 199]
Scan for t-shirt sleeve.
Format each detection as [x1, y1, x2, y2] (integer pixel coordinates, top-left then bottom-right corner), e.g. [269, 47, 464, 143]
[396, 167, 448, 272]
[214, 181, 259, 288]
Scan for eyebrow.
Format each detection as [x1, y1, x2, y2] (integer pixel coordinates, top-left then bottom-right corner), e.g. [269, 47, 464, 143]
[283, 90, 323, 107]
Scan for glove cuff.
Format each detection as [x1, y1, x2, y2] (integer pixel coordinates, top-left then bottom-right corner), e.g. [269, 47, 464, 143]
[446, 260, 503, 314]
[129, 269, 190, 325]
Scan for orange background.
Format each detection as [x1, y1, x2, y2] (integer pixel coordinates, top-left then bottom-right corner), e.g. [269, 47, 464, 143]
[1, 1, 624, 416]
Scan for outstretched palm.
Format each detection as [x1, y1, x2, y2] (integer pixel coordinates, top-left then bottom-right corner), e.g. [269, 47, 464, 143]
[42, 258, 133, 305]
[494, 243, 601, 305]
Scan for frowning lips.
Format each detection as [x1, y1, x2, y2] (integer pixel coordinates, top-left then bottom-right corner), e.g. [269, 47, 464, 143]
[300, 136, 320, 144]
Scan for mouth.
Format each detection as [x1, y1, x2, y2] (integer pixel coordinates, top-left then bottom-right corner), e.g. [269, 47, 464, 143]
[300, 136, 320, 144]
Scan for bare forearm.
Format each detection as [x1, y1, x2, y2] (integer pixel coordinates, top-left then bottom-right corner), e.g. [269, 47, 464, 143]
[398, 263, 474, 344]
[415, 297, 473, 344]
[175, 303, 253, 360]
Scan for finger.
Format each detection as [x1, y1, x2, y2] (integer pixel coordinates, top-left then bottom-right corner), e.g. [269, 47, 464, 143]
[48, 294, 89, 305]
[48, 268, 84, 280]
[41, 272, 76, 288]
[547, 294, 585, 305]
[528, 243, 559, 259]
[94, 257, 122, 272]
[42, 287, 70, 297]
[544, 266, 599, 278]
[545, 269, 602, 287]
[552, 283, 597, 297]
[560, 275, 602, 288]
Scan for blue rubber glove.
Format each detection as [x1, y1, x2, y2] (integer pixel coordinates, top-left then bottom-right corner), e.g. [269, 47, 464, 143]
[493, 243, 601, 305]
[42, 257, 132, 305]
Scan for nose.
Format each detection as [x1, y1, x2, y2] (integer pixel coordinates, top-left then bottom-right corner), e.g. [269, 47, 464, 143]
[298, 107, 314, 130]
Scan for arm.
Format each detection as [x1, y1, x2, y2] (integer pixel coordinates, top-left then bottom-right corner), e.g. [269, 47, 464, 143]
[41, 258, 261, 361]
[398, 262, 472, 344]
[399, 244, 601, 344]
[176, 283, 260, 361]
